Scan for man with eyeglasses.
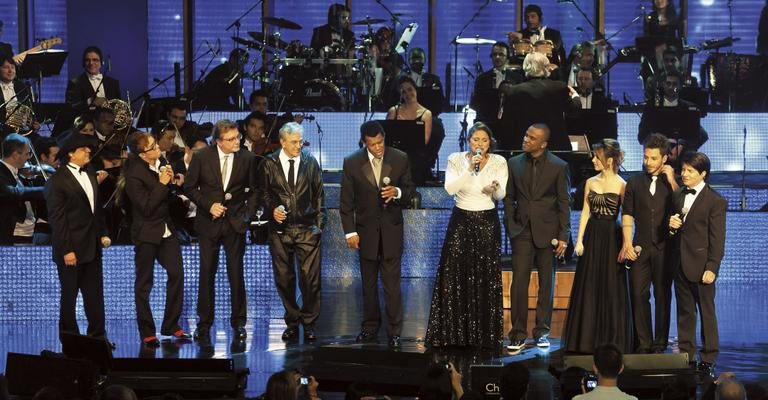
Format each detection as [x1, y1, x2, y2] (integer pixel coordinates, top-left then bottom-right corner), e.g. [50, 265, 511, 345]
[183, 119, 258, 344]
[0, 133, 44, 244]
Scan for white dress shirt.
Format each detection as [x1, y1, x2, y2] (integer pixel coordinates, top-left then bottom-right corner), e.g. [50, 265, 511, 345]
[217, 146, 234, 191]
[1, 81, 16, 107]
[88, 73, 106, 99]
[1, 160, 35, 237]
[444, 152, 508, 211]
[67, 163, 95, 213]
[681, 180, 707, 221]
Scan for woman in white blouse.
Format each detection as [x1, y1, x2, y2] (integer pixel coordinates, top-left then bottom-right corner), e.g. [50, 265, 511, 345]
[424, 122, 509, 348]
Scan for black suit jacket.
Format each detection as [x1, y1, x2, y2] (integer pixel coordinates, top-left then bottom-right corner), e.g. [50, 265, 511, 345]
[503, 151, 571, 248]
[622, 172, 675, 255]
[65, 72, 121, 113]
[339, 147, 416, 260]
[503, 77, 580, 150]
[44, 166, 107, 265]
[669, 185, 727, 282]
[0, 162, 44, 244]
[310, 25, 355, 52]
[183, 145, 258, 237]
[123, 156, 177, 245]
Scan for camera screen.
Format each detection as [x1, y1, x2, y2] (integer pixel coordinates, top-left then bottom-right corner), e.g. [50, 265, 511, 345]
[300, 377, 309, 385]
[586, 379, 597, 389]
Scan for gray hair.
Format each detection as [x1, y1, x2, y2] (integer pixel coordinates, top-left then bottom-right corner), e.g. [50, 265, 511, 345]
[279, 121, 303, 140]
[523, 52, 550, 78]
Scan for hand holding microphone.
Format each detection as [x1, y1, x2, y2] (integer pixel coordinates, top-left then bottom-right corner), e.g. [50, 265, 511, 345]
[210, 193, 231, 219]
[274, 204, 288, 224]
[669, 207, 688, 235]
[552, 238, 567, 259]
[158, 165, 174, 185]
[624, 245, 642, 270]
[380, 176, 396, 204]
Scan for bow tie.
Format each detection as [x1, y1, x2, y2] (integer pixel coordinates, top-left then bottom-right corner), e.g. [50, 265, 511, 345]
[68, 164, 86, 174]
[682, 187, 696, 195]
[89, 74, 103, 81]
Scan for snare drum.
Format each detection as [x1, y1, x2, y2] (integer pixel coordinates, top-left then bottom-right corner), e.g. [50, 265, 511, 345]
[534, 40, 554, 57]
[512, 39, 533, 57]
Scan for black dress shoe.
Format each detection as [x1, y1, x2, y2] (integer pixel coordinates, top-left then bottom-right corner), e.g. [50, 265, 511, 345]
[282, 327, 299, 342]
[388, 335, 401, 347]
[356, 329, 377, 343]
[193, 329, 210, 342]
[233, 325, 247, 340]
[304, 327, 317, 342]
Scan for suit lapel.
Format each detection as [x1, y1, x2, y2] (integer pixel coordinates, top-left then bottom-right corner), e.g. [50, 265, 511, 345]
[381, 152, 393, 187]
[361, 151, 377, 188]
[64, 167, 94, 214]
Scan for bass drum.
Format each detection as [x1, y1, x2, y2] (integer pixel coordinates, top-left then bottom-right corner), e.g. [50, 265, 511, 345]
[291, 79, 344, 111]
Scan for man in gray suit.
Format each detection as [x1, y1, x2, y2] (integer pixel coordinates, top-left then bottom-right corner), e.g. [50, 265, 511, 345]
[503, 123, 571, 350]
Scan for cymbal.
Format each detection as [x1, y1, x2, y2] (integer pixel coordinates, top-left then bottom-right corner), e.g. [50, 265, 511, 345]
[352, 17, 386, 26]
[262, 16, 302, 30]
[248, 31, 288, 49]
[232, 36, 259, 48]
[455, 37, 496, 45]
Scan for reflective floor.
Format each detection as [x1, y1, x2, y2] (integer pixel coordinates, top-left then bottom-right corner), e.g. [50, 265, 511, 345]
[1, 278, 766, 398]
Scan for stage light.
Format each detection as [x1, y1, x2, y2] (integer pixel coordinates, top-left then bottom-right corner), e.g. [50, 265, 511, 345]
[700, 0, 714, 6]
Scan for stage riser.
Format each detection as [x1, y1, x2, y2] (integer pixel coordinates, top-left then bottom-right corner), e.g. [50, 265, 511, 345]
[192, 111, 768, 173]
[0, 211, 765, 321]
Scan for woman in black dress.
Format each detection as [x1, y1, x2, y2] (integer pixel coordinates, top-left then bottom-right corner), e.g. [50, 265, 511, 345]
[563, 139, 633, 354]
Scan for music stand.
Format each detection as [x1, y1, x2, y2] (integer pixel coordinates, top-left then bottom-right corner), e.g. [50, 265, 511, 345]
[18, 49, 68, 101]
[642, 107, 701, 146]
[417, 86, 444, 116]
[566, 109, 618, 144]
[378, 119, 427, 184]
[395, 23, 419, 55]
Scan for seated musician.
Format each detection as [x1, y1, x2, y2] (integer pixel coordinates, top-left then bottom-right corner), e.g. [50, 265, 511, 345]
[565, 41, 600, 86]
[152, 124, 185, 166]
[166, 100, 202, 146]
[0, 133, 44, 245]
[638, 69, 708, 150]
[197, 48, 248, 110]
[91, 143, 127, 243]
[248, 89, 303, 141]
[310, 3, 355, 58]
[407, 47, 447, 116]
[470, 42, 522, 123]
[574, 68, 614, 112]
[65, 46, 121, 114]
[1, 55, 37, 137]
[507, 4, 567, 68]
[241, 111, 279, 156]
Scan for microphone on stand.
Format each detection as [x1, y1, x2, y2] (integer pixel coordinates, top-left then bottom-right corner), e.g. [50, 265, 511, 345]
[625, 245, 642, 270]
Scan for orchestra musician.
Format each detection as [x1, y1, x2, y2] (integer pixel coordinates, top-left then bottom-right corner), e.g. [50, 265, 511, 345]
[247, 89, 303, 145]
[65, 46, 121, 114]
[470, 42, 523, 124]
[508, 5, 567, 68]
[166, 101, 204, 147]
[407, 47, 447, 115]
[1, 55, 37, 137]
[241, 111, 278, 157]
[310, 3, 355, 58]
[197, 48, 249, 110]
[0, 133, 44, 245]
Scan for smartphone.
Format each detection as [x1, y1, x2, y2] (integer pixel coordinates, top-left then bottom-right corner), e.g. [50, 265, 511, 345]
[299, 377, 309, 385]
[584, 373, 597, 391]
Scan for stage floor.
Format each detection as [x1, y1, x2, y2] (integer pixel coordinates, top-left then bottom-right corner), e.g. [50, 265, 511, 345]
[1, 277, 766, 398]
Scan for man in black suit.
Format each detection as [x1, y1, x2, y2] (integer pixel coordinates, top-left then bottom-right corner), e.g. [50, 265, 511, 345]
[507, 4, 567, 67]
[574, 68, 612, 112]
[470, 42, 523, 124]
[502, 53, 580, 150]
[0, 133, 44, 244]
[258, 122, 326, 343]
[503, 123, 571, 350]
[620, 133, 678, 354]
[65, 46, 120, 115]
[668, 151, 726, 375]
[124, 132, 190, 347]
[407, 48, 446, 116]
[340, 121, 415, 347]
[310, 3, 355, 58]
[638, 69, 708, 150]
[183, 119, 258, 343]
[44, 133, 111, 344]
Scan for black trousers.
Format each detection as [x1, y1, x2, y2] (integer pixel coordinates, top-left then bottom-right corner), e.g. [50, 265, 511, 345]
[360, 250, 403, 337]
[509, 227, 554, 341]
[197, 223, 247, 331]
[268, 225, 321, 329]
[629, 245, 673, 352]
[674, 267, 719, 364]
[134, 236, 184, 339]
[56, 256, 106, 342]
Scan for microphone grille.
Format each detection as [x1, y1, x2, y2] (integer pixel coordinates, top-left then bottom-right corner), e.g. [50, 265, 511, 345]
[550, 238, 559, 246]
[224, 193, 232, 201]
[383, 176, 391, 185]
[159, 165, 167, 173]
[681, 207, 689, 214]
[634, 245, 642, 253]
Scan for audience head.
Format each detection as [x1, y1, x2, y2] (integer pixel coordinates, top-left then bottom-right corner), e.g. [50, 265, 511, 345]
[100, 385, 138, 400]
[418, 363, 453, 400]
[499, 362, 530, 400]
[265, 370, 301, 400]
[591, 138, 624, 173]
[593, 343, 624, 379]
[523, 52, 550, 78]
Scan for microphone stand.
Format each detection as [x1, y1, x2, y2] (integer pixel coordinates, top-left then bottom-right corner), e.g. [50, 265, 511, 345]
[740, 126, 747, 211]
[451, 0, 494, 110]
[226, 0, 264, 49]
[315, 119, 324, 170]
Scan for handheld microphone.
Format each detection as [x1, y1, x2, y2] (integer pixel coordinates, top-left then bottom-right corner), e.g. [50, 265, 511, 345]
[277, 204, 286, 214]
[670, 207, 689, 235]
[625, 245, 642, 270]
[223, 192, 232, 204]
[382, 176, 391, 186]
[473, 148, 482, 173]
[551, 238, 565, 264]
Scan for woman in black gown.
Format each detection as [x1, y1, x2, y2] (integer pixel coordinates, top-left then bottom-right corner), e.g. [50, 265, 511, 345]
[425, 123, 507, 348]
[563, 139, 633, 354]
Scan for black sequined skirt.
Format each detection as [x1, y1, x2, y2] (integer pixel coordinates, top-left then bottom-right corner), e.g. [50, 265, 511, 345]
[425, 207, 503, 348]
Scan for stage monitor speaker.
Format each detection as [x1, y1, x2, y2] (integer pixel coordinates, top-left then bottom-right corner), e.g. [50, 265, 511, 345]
[5, 352, 97, 398]
[307, 344, 431, 396]
[564, 353, 689, 370]
[61, 331, 114, 373]
[470, 364, 504, 398]
[107, 358, 244, 399]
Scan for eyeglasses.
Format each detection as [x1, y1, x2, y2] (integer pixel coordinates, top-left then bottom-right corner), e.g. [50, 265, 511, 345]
[219, 135, 242, 143]
[141, 143, 159, 153]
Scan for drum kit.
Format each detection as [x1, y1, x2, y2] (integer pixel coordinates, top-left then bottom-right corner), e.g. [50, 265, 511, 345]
[230, 15, 398, 112]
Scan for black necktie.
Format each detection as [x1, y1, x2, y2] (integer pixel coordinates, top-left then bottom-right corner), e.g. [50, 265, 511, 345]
[682, 187, 696, 195]
[288, 159, 295, 190]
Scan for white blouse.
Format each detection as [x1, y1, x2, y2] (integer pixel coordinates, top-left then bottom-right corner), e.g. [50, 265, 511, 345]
[444, 152, 508, 211]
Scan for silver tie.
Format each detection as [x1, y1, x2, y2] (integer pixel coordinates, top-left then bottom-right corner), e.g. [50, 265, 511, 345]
[372, 157, 382, 187]
[650, 175, 657, 196]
